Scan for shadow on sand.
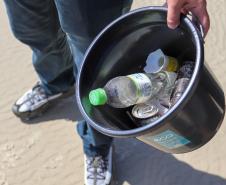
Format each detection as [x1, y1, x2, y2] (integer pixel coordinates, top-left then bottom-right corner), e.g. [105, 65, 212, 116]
[20, 96, 226, 185]
[21, 96, 83, 124]
[113, 138, 226, 185]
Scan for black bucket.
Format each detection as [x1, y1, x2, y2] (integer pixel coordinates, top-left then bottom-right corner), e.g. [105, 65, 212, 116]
[76, 7, 225, 153]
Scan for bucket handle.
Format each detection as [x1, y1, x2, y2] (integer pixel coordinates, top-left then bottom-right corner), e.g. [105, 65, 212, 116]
[187, 12, 205, 41]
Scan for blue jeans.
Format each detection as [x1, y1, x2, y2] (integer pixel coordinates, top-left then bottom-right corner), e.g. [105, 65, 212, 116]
[4, 0, 132, 157]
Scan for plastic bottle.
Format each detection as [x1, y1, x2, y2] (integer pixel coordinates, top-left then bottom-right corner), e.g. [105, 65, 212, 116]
[170, 61, 195, 106]
[144, 49, 179, 74]
[89, 72, 177, 108]
[171, 78, 190, 106]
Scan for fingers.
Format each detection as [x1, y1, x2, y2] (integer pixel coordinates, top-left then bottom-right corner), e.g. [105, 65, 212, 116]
[167, 0, 184, 29]
[181, 8, 189, 15]
[166, 0, 210, 36]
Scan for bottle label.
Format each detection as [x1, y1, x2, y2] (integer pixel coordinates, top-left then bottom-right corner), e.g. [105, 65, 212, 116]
[148, 130, 191, 149]
[166, 56, 179, 72]
[127, 73, 152, 104]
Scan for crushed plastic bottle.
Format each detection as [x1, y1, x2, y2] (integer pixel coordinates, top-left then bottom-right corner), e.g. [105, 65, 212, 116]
[144, 49, 179, 74]
[170, 61, 195, 106]
[170, 78, 190, 106]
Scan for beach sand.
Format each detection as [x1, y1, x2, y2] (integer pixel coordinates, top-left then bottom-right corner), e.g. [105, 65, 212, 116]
[0, 0, 226, 185]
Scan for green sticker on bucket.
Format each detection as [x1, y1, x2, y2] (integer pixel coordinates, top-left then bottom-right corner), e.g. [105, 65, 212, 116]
[150, 130, 191, 149]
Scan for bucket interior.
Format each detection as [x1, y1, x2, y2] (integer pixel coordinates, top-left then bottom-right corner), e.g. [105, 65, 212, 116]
[78, 9, 198, 131]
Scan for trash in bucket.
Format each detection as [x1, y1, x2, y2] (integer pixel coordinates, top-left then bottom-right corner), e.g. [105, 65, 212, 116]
[89, 71, 177, 109]
[77, 7, 225, 154]
[88, 51, 191, 127]
[144, 49, 179, 74]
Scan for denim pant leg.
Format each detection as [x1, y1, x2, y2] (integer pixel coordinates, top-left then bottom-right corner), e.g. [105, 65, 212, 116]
[54, 0, 133, 157]
[3, 0, 75, 95]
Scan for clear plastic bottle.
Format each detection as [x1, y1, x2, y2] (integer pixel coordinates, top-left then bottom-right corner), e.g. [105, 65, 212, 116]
[170, 78, 190, 106]
[89, 72, 177, 108]
[170, 61, 195, 106]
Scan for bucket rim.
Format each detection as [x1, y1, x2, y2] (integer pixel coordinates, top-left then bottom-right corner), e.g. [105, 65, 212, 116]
[76, 6, 204, 137]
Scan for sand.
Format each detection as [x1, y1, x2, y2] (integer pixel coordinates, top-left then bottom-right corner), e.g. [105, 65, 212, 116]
[0, 0, 226, 185]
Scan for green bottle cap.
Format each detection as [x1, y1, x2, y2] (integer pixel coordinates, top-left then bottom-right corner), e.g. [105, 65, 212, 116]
[89, 88, 107, 106]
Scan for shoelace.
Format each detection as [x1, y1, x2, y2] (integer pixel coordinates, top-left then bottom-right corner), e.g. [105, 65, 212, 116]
[26, 83, 48, 105]
[86, 156, 108, 180]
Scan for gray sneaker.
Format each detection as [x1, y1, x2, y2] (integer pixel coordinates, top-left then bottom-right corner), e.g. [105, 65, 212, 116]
[12, 82, 74, 120]
[84, 146, 113, 185]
